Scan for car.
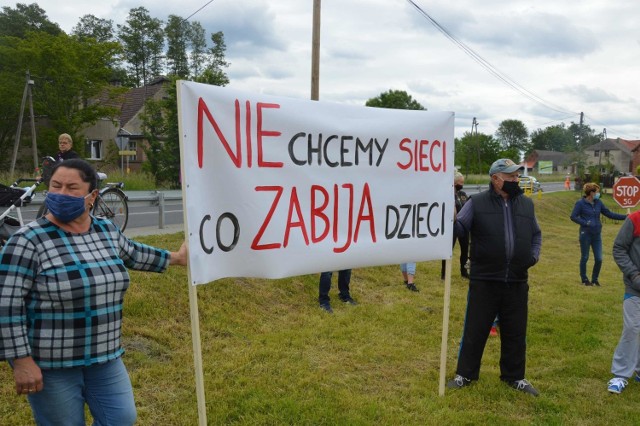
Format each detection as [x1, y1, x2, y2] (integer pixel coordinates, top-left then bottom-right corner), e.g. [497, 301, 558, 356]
[518, 176, 541, 193]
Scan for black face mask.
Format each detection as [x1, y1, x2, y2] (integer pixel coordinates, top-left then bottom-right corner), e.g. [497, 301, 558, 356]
[501, 180, 523, 198]
[455, 184, 463, 191]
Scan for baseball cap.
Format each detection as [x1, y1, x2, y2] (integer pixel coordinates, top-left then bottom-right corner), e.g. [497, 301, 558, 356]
[489, 158, 524, 176]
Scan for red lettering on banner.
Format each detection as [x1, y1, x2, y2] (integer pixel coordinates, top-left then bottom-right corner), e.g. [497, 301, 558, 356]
[311, 185, 330, 243]
[333, 183, 354, 253]
[196, 98, 283, 169]
[396, 138, 447, 172]
[283, 187, 310, 247]
[252, 183, 377, 252]
[257, 103, 283, 168]
[251, 186, 283, 250]
[197, 97, 240, 168]
[354, 183, 375, 244]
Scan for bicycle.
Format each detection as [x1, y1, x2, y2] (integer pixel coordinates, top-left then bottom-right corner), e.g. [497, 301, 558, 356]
[36, 171, 130, 232]
[0, 156, 55, 247]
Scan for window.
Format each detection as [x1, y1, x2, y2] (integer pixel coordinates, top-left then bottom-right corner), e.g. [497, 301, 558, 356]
[594, 150, 599, 157]
[127, 140, 137, 162]
[604, 150, 610, 156]
[86, 140, 102, 160]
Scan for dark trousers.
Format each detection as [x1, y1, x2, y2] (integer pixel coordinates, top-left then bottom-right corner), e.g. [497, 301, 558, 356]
[441, 232, 469, 278]
[319, 269, 351, 304]
[455, 280, 529, 382]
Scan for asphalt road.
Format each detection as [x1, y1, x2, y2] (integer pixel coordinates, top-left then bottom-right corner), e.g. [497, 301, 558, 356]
[4, 182, 566, 237]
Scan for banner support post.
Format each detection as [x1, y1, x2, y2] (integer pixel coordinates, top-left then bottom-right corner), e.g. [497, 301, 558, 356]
[188, 282, 207, 425]
[177, 81, 207, 425]
[438, 257, 453, 396]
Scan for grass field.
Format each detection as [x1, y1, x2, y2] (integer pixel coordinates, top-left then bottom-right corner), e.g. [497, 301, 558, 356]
[1, 190, 637, 425]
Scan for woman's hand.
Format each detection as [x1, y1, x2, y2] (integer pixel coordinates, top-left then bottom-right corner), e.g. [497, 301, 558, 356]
[170, 241, 188, 266]
[13, 356, 43, 395]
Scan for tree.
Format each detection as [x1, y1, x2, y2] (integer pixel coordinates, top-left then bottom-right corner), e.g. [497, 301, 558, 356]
[0, 31, 121, 169]
[140, 94, 169, 185]
[72, 15, 132, 86]
[0, 3, 61, 38]
[365, 90, 425, 110]
[188, 21, 207, 78]
[495, 119, 530, 153]
[165, 15, 190, 78]
[568, 122, 600, 151]
[455, 131, 502, 175]
[117, 7, 165, 87]
[530, 123, 574, 152]
[72, 15, 115, 42]
[141, 31, 230, 186]
[196, 31, 229, 85]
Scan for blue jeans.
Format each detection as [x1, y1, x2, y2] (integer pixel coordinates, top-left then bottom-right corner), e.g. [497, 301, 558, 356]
[319, 270, 352, 304]
[400, 262, 416, 275]
[27, 357, 136, 426]
[579, 231, 602, 282]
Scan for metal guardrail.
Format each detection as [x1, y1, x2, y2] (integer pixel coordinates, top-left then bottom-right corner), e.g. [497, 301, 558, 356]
[23, 190, 183, 230]
[27, 190, 183, 205]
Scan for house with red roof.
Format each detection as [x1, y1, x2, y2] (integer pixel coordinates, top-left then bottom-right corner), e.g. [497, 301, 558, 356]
[80, 77, 170, 172]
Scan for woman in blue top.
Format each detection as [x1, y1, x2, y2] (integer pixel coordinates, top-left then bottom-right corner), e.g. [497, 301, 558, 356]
[570, 182, 627, 286]
[0, 159, 188, 425]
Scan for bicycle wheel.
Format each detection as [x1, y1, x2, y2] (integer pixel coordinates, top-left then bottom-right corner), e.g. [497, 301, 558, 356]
[93, 188, 129, 231]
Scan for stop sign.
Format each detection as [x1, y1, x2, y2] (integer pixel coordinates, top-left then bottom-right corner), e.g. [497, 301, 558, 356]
[612, 176, 640, 208]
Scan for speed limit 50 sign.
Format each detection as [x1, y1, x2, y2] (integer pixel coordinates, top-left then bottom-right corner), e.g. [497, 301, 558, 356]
[612, 176, 640, 209]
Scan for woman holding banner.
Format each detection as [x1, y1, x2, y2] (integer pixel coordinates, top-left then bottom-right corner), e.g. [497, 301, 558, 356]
[0, 159, 188, 425]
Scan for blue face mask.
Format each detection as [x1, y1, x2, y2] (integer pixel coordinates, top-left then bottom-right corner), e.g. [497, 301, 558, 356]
[594, 193, 601, 200]
[45, 192, 90, 223]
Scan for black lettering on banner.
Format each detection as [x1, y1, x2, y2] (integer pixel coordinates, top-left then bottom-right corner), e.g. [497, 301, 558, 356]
[385, 202, 446, 240]
[199, 215, 214, 254]
[385, 205, 399, 239]
[199, 212, 240, 253]
[216, 212, 240, 252]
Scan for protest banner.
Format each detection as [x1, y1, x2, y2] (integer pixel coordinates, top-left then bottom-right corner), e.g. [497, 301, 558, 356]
[178, 81, 455, 285]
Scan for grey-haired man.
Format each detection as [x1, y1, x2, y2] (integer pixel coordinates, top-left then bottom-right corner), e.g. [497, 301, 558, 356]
[447, 158, 542, 396]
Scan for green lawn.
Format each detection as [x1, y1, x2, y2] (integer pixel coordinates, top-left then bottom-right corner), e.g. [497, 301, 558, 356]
[1, 191, 637, 425]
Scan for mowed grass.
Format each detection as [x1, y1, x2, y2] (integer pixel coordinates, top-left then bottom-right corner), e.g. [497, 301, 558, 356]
[1, 191, 636, 425]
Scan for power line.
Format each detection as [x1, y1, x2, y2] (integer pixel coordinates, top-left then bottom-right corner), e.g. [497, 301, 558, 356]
[583, 114, 637, 140]
[183, 0, 217, 23]
[405, 0, 576, 117]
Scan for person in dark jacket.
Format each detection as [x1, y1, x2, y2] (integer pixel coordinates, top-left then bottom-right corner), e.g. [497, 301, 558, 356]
[447, 158, 542, 396]
[441, 171, 470, 279]
[606, 211, 640, 394]
[55, 133, 81, 162]
[570, 182, 626, 286]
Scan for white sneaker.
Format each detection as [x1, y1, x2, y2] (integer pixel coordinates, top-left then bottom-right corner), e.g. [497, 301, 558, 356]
[607, 377, 628, 394]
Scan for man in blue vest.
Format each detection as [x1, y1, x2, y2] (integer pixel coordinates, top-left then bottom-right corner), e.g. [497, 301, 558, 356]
[447, 158, 542, 396]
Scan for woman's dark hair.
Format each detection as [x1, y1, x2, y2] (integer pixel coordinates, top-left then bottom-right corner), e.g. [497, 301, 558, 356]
[50, 159, 98, 192]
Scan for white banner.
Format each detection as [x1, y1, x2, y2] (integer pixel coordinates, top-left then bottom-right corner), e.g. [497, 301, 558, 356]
[177, 81, 455, 284]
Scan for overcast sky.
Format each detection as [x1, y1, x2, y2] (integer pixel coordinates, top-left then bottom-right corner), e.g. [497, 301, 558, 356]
[16, 0, 640, 140]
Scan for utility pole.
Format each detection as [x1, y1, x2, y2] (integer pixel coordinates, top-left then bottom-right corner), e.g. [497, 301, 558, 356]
[472, 117, 481, 174]
[10, 71, 38, 178]
[310, 0, 321, 100]
[578, 111, 584, 148]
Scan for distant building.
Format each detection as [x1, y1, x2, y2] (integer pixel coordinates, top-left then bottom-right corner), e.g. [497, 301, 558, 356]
[584, 138, 640, 174]
[523, 150, 573, 174]
[81, 76, 170, 172]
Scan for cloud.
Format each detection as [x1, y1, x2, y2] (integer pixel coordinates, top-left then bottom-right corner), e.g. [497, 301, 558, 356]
[552, 85, 623, 103]
[472, 12, 599, 58]
[407, 4, 598, 58]
[196, 3, 288, 56]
